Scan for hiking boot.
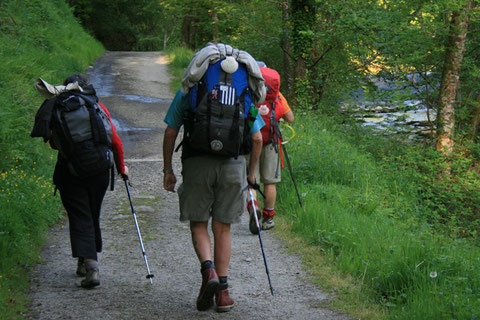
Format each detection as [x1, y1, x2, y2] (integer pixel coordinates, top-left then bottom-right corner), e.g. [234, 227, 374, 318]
[80, 269, 100, 289]
[76, 259, 86, 277]
[262, 218, 275, 230]
[248, 201, 261, 235]
[215, 289, 234, 313]
[261, 208, 275, 230]
[196, 268, 220, 311]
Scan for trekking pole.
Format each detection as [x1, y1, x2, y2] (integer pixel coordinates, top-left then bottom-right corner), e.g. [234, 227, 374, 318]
[124, 178, 154, 284]
[248, 187, 274, 295]
[281, 143, 303, 208]
[275, 122, 303, 208]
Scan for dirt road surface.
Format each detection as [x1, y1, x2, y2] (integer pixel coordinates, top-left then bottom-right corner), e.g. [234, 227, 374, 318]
[27, 52, 351, 320]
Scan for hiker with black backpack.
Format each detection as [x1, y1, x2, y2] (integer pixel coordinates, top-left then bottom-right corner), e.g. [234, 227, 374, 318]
[31, 74, 129, 289]
[247, 66, 295, 234]
[162, 43, 266, 312]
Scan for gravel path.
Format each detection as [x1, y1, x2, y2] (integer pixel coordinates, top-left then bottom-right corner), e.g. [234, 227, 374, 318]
[27, 51, 351, 320]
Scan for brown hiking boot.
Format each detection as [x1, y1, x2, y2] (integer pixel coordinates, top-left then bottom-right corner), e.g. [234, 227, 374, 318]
[215, 289, 234, 313]
[196, 268, 220, 311]
[80, 268, 100, 289]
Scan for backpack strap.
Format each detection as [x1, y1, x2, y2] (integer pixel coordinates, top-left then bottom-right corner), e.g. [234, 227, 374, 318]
[206, 90, 212, 152]
[110, 165, 115, 191]
[89, 103, 110, 147]
[88, 103, 101, 144]
[269, 99, 278, 150]
[229, 90, 244, 158]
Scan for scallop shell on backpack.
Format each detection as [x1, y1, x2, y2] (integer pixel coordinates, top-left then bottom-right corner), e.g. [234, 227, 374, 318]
[220, 56, 239, 74]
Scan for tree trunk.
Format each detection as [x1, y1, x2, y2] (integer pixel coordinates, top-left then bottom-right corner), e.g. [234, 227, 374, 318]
[181, 15, 196, 50]
[280, 0, 292, 98]
[163, 30, 168, 51]
[211, 10, 219, 43]
[436, 0, 473, 155]
[291, 0, 315, 103]
[472, 91, 480, 141]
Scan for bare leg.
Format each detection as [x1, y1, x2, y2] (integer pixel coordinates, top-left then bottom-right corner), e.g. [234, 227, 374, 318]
[212, 220, 231, 277]
[263, 183, 277, 209]
[190, 221, 212, 263]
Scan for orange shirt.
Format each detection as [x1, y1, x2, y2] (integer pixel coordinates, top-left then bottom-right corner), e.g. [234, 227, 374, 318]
[278, 92, 291, 116]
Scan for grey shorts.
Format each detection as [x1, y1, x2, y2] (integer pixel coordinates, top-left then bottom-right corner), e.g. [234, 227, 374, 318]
[247, 144, 281, 184]
[178, 156, 247, 224]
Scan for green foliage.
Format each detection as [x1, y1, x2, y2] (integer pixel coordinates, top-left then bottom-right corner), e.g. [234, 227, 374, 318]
[165, 47, 194, 92]
[0, 0, 104, 317]
[338, 122, 480, 239]
[395, 146, 480, 238]
[277, 112, 480, 319]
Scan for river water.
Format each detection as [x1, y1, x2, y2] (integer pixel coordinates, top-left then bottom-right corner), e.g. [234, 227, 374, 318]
[345, 76, 437, 139]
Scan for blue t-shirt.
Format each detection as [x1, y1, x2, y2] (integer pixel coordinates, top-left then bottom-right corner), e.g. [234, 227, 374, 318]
[164, 89, 265, 133]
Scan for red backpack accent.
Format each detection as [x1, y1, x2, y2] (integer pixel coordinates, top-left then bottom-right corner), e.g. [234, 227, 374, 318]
[257, 67, 285, 145]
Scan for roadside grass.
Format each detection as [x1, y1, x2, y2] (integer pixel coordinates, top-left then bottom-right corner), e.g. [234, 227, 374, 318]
[274, 220, 386, 320]
[0, 0, 104, 318]
[165, 47, 194, 92]
[276, 113, 480, 319]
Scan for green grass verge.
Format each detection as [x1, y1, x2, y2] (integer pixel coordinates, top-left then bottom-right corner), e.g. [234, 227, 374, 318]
[0, 0, 104, 318]
[276, 113, 480, 319]
[164, 47, 194, 92]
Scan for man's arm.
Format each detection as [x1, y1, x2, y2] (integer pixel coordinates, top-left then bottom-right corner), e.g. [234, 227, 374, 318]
[247, 131, 262, 185]
[282, 110, 294, 123]
[163, 126, 179, 192]
[279, 92, 294, 123]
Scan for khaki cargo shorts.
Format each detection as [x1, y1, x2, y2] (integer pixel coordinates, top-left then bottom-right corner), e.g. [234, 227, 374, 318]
[246, 143, 281, 184]
[178, 155, 247, 224]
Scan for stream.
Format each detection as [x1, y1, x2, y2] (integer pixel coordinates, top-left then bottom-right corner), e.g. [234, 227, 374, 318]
[344, 75, 437, 139]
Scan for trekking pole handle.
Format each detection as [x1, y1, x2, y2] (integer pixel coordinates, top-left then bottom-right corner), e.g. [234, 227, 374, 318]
[247, 178, 265, 199]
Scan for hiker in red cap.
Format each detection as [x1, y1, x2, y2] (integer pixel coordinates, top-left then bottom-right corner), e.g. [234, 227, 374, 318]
[247, 66, 294, 234]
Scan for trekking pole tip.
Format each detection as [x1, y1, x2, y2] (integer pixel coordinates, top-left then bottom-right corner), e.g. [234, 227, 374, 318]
[146, 273, 154, 283]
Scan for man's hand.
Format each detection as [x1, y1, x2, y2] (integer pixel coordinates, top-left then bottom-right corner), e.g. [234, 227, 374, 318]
[121, 165, 130, 180]
[163, 126, 178, 192]
[164, 172, 177, 192]
[247, 174, 256, 189]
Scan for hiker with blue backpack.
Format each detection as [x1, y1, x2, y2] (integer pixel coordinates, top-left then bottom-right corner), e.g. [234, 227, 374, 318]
[162, 43, 266, 312]
[31, 74, 129, 289]
[247, 66, 295, 234]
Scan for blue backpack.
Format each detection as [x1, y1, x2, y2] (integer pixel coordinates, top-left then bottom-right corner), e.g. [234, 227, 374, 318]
[183, 59, 253, 158]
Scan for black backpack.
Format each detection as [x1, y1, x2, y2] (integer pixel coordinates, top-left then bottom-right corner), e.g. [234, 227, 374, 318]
[182, 59, 253, 159]
[50, 91, 114, 177]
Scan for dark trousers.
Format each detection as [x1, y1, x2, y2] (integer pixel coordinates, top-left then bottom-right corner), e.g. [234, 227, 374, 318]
[53, 162, 110, 260]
